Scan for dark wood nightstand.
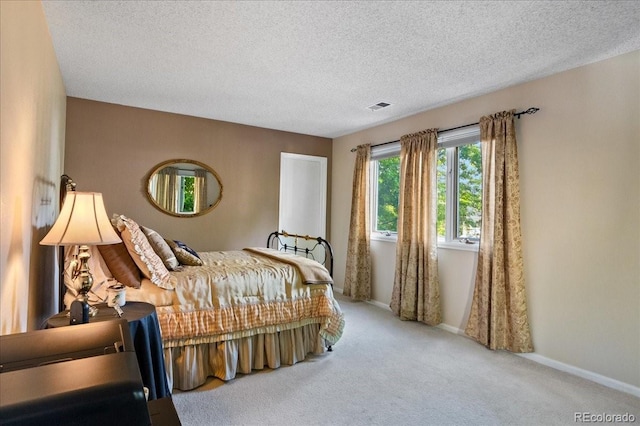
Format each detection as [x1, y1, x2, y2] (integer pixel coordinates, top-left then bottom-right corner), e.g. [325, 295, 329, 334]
[46, 302, 170, 401]
[148, 397, 182, 426]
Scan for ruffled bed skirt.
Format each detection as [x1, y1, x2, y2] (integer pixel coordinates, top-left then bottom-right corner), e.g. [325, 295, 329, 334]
[164, 323, 326, 390]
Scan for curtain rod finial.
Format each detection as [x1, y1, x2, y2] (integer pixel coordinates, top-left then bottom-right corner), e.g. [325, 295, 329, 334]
[517, 107, 540, 118]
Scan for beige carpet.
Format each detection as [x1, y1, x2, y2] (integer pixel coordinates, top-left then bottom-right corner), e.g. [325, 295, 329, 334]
[172, 294, 639, 425]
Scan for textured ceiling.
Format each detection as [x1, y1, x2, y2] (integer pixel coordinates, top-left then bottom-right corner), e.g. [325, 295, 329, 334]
[42, 1, 640, 138]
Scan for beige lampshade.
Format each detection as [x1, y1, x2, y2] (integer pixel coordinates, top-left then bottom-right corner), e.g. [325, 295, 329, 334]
[40, 192, 121, 246]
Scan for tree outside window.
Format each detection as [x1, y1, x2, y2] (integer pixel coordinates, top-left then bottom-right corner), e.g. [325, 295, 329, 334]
[180, 176, 195, 213]
[437, 142, 482, 240]
[457, 143, 482, 239]
[376, 156, 400, 233]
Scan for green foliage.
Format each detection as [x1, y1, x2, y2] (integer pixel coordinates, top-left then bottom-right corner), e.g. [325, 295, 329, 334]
[457, 143, 482, 238]
[436, 143, 482, 239]
[437, 150, 447, 237]
[182, 176, 195, 212]
[376, 143, 482, 239]
[377, 156, 399, 232]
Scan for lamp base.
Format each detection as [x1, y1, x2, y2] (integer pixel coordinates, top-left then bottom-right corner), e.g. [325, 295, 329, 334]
[69, 299, 90, 325]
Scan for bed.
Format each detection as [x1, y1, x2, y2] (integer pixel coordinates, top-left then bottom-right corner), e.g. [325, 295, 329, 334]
[60, 180, 344, 391]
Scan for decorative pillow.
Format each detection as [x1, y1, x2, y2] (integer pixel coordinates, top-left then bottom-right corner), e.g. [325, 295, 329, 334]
[112, 214, 175, 290]
[97, 241, 142, 288]
[175, 240, 201, 259]
[141, 226, 180, 271]
[166, 239, 203, 266]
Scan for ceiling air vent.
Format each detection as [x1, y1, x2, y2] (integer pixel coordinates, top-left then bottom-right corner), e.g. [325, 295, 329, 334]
[367, 102, 392, 112]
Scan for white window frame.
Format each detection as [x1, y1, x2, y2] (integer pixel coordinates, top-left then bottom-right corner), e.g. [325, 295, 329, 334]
[370, 141, 401, 241]
[369, 125, 481, 251]
[177, 170, 196, 214]
[438, 126, 481, 251]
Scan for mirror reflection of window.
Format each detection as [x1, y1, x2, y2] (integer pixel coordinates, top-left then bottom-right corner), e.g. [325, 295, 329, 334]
[146, 160, 223, 217]
[176, 168, 208, 214]
[178, 174, 195, 214]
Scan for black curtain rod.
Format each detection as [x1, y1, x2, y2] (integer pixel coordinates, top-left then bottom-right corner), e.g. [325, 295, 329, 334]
[350, 107, 540, 152]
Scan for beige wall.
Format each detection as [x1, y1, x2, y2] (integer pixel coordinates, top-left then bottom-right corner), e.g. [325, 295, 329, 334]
[64, 98, 332, 252]
[0, 1, 67, 333]
[332, 51, 640, 389]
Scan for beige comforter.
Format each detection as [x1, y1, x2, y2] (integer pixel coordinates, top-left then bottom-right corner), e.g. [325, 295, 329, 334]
[125, 249, 344, 349]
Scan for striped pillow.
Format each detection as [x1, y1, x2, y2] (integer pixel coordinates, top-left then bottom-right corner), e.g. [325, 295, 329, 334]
[141, 226, 180, 271]
[97, 241, 142, 288]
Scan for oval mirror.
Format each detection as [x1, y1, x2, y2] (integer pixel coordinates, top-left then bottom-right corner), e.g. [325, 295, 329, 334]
[146, 159, 223, 217]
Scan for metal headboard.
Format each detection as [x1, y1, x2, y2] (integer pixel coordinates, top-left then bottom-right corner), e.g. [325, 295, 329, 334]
[267, 230, 334, 278]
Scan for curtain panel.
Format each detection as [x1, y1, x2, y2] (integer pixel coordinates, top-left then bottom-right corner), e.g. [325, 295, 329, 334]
[344, 144, 372, 300]
[194, 168, 208, 212]
[153, 167, 178, 213]
[390, 129, 441, 325]
[465, 110, 533, 352]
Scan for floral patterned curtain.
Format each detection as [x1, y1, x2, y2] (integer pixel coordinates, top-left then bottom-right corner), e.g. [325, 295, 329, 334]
[390, 129, 441, 325]
[344, 144, 372, 300]
[465, 110, 533, 352]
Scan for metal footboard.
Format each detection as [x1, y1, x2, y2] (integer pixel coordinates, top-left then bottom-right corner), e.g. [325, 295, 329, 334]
[266, 230, 335, 352]
[266, 230, 334, 278]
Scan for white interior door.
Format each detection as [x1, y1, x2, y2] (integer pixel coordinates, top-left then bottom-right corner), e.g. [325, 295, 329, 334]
[278, 153, 327, 239]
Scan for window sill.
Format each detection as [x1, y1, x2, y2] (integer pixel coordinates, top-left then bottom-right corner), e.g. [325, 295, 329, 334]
[437, 240, 479, 252]
[370, 234, 479, 252]
[370, 233, 397, 243]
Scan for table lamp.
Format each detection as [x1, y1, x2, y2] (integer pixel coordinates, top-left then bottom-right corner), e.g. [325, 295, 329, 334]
[40, 191, 121, 324]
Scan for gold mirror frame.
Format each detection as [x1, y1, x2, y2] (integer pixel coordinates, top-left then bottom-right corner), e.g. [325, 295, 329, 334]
[146, 159, 223, 218]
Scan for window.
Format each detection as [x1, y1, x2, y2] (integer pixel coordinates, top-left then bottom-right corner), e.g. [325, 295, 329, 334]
[438, 126, 482, 244]
[177, 173, 195, 214]
[371, 126, 481, 247]
[437, 126, 482, 245]
[371, 142, 401, 237]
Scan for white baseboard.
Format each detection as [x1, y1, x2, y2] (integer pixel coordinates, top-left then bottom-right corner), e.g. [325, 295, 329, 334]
[433, 323, 640, 398]
[366, 299, 391, 311]
[516, 352, 640, 398]
[352, 297, 640, 398]
[436, 323, 466, 335]
[334, 288, 391, 311]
